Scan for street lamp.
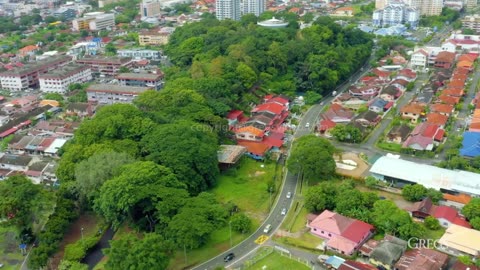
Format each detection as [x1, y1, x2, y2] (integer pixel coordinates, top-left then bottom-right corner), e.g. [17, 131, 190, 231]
[81, 227, 84, 241]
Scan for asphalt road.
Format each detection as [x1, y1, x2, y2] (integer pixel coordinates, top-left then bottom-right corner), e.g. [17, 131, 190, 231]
[191, 56, 374, 270]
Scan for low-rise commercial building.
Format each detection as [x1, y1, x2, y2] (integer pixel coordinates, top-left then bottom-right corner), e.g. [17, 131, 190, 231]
[75, 56, 133, 77]
[72, 12, 115, 31]
[116, 72, 164, 90]
[39, 64, 92, 93]
[117, 49, 163, 61]
[86, 84, 152, 104]
[138, 31, 171, 46]
[0, 56, 72, 91]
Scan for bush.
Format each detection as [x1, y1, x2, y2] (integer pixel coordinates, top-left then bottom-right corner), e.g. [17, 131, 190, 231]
[424, 216, 440, 230]
[64, 235, 100, 261]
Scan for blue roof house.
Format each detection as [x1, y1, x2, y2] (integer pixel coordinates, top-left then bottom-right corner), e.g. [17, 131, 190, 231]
[460, 132, 480, 158]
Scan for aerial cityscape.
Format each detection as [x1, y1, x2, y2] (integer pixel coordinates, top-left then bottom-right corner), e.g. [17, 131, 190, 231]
[0, 0, 479, 269]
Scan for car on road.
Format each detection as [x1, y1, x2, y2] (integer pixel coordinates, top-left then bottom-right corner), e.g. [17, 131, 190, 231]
[281, 208, 287, 215]
[224, 253, 235, 262]
[379, 196, 386, 200]
[305, 122, 310, 128]
[286, 192, 292, 199]
[263, 224, 272, 233]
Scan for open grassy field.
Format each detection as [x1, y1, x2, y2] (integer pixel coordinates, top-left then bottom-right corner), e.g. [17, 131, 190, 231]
[0, 226, 24, 270]
[377, 141, 402, 152]
[247, 251, 311, 270]
[273, 233, 323, 251]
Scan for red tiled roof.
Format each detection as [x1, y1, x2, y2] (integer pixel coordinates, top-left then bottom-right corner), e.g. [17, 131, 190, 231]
[339, 261, 377, 270]
[458, 54, 476, 63]
[268, 96, 289, 105]
[453, 216, 471, 228]
[451, 261, 480, 270]
[414, 49, 428, 56]
[227, 110, 243, 120]
[319, 119, 336, 131]
[398, 68, 416, 79]
[455, 67, 470, 75]
[235, 126, 264, 137]
[443, 193, 471, 204]
[438, 94, 460, 105]
[401, 103, 425, 114]
[237, 141, 271, 156]
[341, 220, 374, 243]
[448, 79, 465, 89]
[262, 136, 283, 148]
[432, 205, 457, 222]
[434, 129, 445, 141]
[435, 51, 456, 63]
[427, 113, 448, 126]
[372, 68, 391, 78]
[442, 88, 464, 97]
[251, 102, 284, 115]
[430, 103, 454, 114]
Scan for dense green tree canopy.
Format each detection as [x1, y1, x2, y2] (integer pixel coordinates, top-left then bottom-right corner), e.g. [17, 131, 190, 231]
[287, 135, 336, 182]
[462, 198, 480, 221]
[141, 122, 219, 194]
[104, 233, 170, 270]
[402, 184, 428, 202]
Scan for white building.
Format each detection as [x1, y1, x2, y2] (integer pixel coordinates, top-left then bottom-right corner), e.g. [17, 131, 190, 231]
[86, 84, 152, 104]
[117, 48, 163, 61]
[243, 0, 265, 17]
[370, 156, 480, 196]
[372, 3, 419, 28]
[410, 49, 428, 69]
[420, 0, 443, 16]
[72, 12, 115, 31]
[462, 15, 480, 33]
[39, 64, 92, 94]
[141, 0, 161, 18]
[216, 0, 241, 21]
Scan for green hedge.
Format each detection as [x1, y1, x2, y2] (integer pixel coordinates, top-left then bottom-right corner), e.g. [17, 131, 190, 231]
[64, 235, 101, 261]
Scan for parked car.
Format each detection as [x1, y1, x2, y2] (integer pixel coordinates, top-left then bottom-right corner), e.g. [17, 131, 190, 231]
[286, 192, 292, 199]
[305, 122, 310, 128]
[224, 253, 235, 262]
[379, 196, 386, 200]
[263, 224, 272, 233]
[281, 208, 287, 215]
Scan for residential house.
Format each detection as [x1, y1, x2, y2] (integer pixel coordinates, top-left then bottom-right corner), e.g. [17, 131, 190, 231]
[348, 85, 380, 98]
[226, 110, 243, 127]
[434, 51, 456, 69]
[389, 79, 409, 91]
[318, 119, 336, 136]
[451, 261, 480, 270]
[338, 261, 377, 270]
[430, 103, 454, 116]
[236, 140, 271, 160]
[379, 85, 400, 101]
[18, 45, 39, 58]
[438, 224, 480, 257]
[0, 154, 32, 171]
[437, 94, 461, 105]
[307, 210, 374, 255]
[448, 79, 466, 89]
[433, 205, 471, 228]
[400, 103, 425, 123]
[460, 132, 480, 158]
[396, 69, 417, 82]
[387, 124, 412, 144]
[355, 111, 380, 127]
[426, 112, 449, 127]
[369, 98, 389, 113]
[402, 122, 444, 151]
[331, 6, 354, 16]
[410, 49, 428, 69]
[440, 87, 464, 97]
[394, 248, 449, 270]
[25, 161, 50, 184]
[406, 197, 434, 219]
[369, 235, 407, 270]
[322, 104, 354, 123]
[65, 102, 95, 118]
[371, 68, 391, 80]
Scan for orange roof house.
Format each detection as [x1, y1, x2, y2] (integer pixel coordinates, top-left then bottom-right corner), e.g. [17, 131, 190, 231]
[437, 94, 461, 105]
[332, 7, 354, 16]
[442, 88, 464, 97]
[426, 113, 449, 127]
[448, 79, 465, 89]
[457, 54, 476, 63]
[18, 45, 39, 57]
[430, 103, 454, 116]
[457, 60, 474, 69]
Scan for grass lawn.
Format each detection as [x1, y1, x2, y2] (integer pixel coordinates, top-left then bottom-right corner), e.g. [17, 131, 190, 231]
[424, 226, 446, 240]
[247, 251, 310, 270]
[212, 158, 281, 224]
[168, 226, 247, 270]
[273, 233, 323, 251]
[0, 226, 24, 270]
[377, 141, 402, 152]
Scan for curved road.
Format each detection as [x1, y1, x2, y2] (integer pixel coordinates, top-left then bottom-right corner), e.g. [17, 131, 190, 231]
[192, 61, 373, 270]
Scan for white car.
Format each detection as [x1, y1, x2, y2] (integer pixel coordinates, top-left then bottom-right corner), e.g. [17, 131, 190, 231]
[281, 208, 287, 215]
[286, 192, 292, 199]
[305, 123, 310, 128]
[263, 224, 272, 233]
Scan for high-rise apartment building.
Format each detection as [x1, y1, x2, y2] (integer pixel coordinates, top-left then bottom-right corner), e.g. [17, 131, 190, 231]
[375, 0, 389, 9]
[72, 12, 115, 31]
[466, 0, 478, 8]
[243, 0, 266, 17]
[216, 0, 241, 20]
[420, 0, 443, 16]
[141, 0, 161, 18]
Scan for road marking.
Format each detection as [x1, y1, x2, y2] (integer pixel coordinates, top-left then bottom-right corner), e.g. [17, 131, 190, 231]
[254, 235, 269, 245]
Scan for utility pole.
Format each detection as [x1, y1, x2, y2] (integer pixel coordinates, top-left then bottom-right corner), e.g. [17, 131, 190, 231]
[229, 221, 233, 247]
[269, 187, 273, 212]
[81, 227, 84, 242]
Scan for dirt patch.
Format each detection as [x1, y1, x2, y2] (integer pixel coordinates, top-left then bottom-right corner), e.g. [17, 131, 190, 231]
[49, 213, 99, 270]
[335, 152, 370, 179]
[253, 171, 266, 177]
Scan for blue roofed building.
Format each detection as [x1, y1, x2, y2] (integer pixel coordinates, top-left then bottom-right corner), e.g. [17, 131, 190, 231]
[460, 132, 480, 158]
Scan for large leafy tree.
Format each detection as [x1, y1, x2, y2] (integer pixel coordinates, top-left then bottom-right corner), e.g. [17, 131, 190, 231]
[462, 198, 480, 221]
[141, 122, 219, 194]
[94, 161, 188, 230]
[0, 176, 50, 234]
[75, 151, 135, 204]
[401, 184, 427, 202]
[287, 135, 336, 182]
[104, 233, 171, 270]
[168, 193, 227, 249]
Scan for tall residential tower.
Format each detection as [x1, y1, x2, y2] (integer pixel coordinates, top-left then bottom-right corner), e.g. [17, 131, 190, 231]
[243, 0, 266, 17]
[216, 0, 241, 20]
